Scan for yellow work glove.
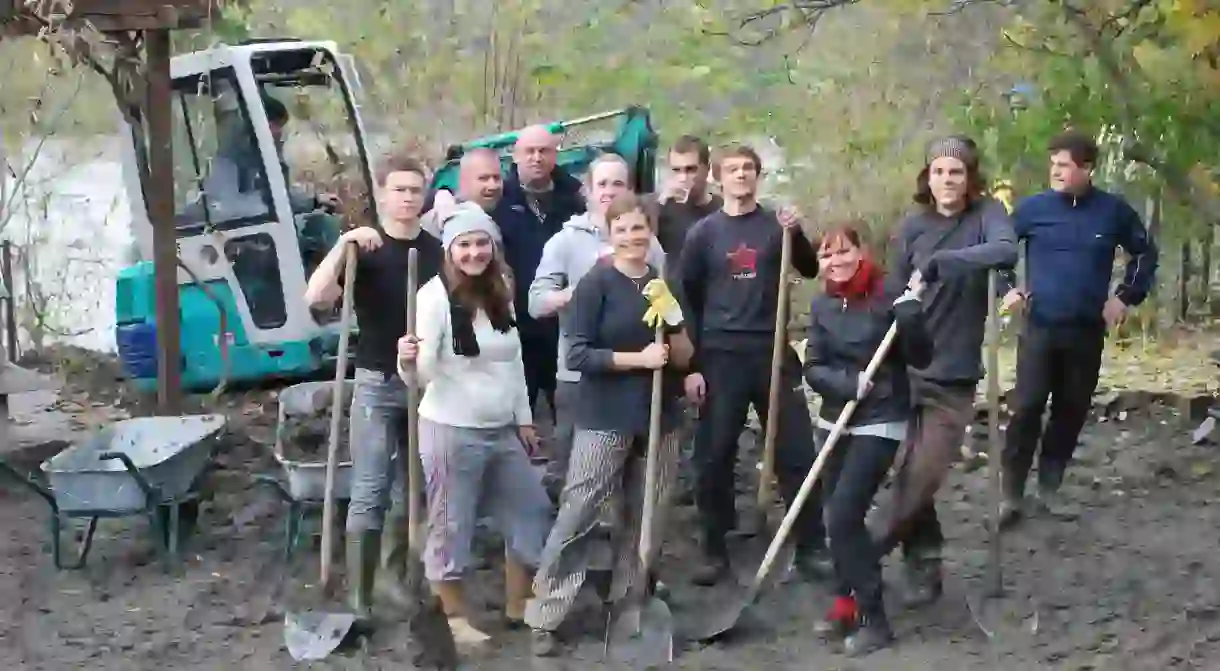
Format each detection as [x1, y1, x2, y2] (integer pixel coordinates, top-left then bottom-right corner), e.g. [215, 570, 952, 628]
[641, 278, 684, 329]
[993, 180, 1015, 215]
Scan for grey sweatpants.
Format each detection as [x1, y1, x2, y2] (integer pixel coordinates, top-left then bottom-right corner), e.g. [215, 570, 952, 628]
[419, 418, 554, 582]
[525, 427, 680, 632]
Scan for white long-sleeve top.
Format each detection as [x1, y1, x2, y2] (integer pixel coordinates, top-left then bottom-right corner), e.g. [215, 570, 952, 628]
[399, 276, 533, 429]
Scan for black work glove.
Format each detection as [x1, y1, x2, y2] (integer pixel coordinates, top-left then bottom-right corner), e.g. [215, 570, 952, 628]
[917, 253, 941, 284]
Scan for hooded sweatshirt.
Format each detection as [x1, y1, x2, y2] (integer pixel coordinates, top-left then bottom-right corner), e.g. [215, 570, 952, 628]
[527, 212, 666, 383]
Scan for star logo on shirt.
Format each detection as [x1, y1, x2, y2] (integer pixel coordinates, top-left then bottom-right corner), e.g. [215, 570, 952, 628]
[726, 243, 758, 279]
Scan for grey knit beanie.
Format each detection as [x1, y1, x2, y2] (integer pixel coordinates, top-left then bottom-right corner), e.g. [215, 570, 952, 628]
[925, 136, 979, 169]
[440, 202, 502, 251]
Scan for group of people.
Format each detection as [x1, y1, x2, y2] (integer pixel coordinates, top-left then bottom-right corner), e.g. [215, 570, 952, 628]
[301, 123, 1158, 659]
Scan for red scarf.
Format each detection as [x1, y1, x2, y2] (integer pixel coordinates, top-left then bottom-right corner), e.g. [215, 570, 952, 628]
[824, 256, 882, 302]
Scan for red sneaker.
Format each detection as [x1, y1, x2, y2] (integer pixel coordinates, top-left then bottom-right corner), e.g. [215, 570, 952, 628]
[813, 596, 859, 640]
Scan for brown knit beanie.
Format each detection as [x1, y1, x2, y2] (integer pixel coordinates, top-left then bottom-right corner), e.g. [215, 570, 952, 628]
[925, 136, 979, 169]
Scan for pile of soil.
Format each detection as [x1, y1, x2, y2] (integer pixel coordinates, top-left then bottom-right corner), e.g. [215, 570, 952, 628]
[278, 406, 352, 463]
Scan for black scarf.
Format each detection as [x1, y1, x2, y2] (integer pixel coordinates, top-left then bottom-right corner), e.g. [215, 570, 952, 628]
[437, 272, 516, 357]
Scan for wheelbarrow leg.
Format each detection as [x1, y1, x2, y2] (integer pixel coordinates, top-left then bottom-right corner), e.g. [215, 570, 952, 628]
[50, 514, 99, 570]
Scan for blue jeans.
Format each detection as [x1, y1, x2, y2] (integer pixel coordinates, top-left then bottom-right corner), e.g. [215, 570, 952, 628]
[345, 368, 408, 533]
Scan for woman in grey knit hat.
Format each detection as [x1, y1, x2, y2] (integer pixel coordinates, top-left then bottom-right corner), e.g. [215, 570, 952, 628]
[878, 135, 1018, 611]
[396, 203, 553, 646]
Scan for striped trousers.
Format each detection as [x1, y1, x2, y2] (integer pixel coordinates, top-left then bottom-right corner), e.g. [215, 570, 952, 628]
[525, 427, 680, 632]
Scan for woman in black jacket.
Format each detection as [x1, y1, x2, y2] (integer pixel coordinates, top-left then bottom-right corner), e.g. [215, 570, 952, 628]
[803, 225, 931, 657]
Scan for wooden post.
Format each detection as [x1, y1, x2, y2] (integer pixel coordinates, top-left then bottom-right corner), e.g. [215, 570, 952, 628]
[145, 29, 182, 413]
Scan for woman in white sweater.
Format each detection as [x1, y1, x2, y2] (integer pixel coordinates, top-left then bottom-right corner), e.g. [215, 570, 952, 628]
[396, 203, 552, 644]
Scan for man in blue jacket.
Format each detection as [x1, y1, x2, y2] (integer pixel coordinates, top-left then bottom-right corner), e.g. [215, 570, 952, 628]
[999, 129, 1158, 524]
[492, 125, 586, 421]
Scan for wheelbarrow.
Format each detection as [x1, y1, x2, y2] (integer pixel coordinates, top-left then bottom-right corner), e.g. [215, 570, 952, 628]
[0, 413, 227, 570]
[253, 380, 355, 560]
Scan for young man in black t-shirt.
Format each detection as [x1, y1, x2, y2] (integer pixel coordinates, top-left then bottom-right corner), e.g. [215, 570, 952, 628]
[304, 153, 443, 621]
[678, 144, 828, 586]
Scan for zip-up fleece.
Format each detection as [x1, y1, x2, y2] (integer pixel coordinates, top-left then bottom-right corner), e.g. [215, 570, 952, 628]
[804, 276, 932, 428]
[491, 165, 586, 341]
[1008, 187, 1158, 327]
[887, 197, 1017, 383]
[527, 212, 666, 382]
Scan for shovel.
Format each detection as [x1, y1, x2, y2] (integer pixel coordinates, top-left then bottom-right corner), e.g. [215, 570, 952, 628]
[604, 320, 674, 667]
[692, 283, 919, 642]
[398, 247, 459, 669]
[738, 226, 793, 548]
[964, 269, 1009, 639]
[283, 242, 359, 661]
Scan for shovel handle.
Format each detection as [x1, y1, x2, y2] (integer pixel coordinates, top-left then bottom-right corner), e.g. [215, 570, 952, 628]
[404, 247, 422, 551]
[639, 321, 665, 571]
[321, 242, 358, 587]
[985, 269, 1003, 596]
[758, 226, 793, 511]
[747, 279, 923, 591]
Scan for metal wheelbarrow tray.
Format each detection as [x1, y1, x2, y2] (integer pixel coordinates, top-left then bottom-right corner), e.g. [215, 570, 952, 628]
[254, 380, 354, 559]
[0, 414, 227, 570]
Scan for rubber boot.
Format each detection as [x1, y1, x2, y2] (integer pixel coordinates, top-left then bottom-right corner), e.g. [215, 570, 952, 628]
[900, 548, 943, 608]
[346, 531, 381, 625]
[503, 550, 533, 629]
[997, 464, 1027, 530]
[375, 511, 416, 609]
[431, 580, 491, 647]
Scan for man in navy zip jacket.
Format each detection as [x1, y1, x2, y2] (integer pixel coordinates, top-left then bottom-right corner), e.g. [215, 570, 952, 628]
[490, 125, 586, 419]
[999, 129, 1158, 525]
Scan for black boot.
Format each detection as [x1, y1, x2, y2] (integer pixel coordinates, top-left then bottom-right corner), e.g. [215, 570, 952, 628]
[900, 547, 943, 608]
[843, 607, 894, 657]
[794, 542, 835, 583]
[692, 536, 731, 586]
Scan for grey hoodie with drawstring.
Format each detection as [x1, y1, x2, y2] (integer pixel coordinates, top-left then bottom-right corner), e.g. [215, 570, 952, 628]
[527, 212, 666, 383]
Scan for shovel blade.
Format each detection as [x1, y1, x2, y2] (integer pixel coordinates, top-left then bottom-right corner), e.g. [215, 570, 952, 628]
[283, 611, 356, 661]
[606, 598, 673, 668]
[687, 592, 750, 643]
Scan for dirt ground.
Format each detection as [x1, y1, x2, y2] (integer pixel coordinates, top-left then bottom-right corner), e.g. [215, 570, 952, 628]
[2, 347, 1220, 670]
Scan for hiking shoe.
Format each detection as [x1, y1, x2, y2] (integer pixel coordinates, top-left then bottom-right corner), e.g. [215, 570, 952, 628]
[1032, 487, 1080, 521]
[691, 554, 731, 586]
[530, 628, 561, 657]
[814, 596, 859, 640]
[900, 552, 943, 608]
[843, 614, 894, 657]
[794, 544, 835, 583]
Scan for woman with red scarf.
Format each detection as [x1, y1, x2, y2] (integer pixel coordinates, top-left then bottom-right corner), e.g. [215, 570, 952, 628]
[802, 225, 931, 656]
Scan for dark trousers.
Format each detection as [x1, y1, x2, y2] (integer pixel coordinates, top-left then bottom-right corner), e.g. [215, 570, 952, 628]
[818, 430, 898, 614]
[694, 347, 825, 554]
[879, 381, 976, 558]
[521, 333, 558, 422]
[1002, 321, 1105, 493]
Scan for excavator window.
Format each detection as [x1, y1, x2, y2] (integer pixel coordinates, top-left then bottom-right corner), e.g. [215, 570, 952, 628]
[171, 68, 276, 235]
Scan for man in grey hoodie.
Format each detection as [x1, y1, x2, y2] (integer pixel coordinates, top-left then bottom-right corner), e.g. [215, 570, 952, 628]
[527, 153, 665, 499]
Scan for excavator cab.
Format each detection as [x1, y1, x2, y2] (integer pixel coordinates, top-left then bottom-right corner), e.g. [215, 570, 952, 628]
[430, 106, 658, 196]
[114, 39, 376, 392]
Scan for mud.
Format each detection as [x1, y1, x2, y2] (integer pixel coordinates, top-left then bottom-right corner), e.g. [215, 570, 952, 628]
[2, 351, 1220, 669]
